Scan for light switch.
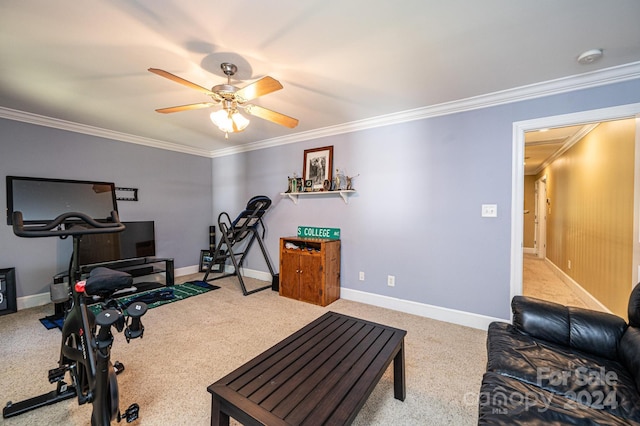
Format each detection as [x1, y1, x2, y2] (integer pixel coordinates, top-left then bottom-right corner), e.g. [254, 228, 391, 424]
[482, 204, 498, 218]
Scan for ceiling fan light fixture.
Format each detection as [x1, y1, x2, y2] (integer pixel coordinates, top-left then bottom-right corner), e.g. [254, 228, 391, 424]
[231, 111, 250, 131]
[210, 109, 250, 135]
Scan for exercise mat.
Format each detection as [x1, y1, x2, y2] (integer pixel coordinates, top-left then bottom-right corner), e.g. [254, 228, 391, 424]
[40, 281, 219, 330]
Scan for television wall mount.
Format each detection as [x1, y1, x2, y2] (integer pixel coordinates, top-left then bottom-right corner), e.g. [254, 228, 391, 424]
[115, 187, 138, 201]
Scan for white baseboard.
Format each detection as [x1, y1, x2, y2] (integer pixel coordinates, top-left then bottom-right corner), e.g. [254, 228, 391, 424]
[17, 292, 51, 310]
[183, 265, 273, 282]
[240, 268, 273, 282]
[340, 288, 503, 330]
[544, 258, 611, 313]
[523, 247, 536, 254]
[175, 265, 199, 276]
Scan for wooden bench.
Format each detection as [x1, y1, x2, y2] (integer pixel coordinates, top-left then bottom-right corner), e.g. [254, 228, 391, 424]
[208, 311, 407, 425]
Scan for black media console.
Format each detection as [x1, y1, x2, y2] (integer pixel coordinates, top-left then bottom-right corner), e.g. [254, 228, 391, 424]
[79, 256, 174, 285]
[54, 256, 174, 286]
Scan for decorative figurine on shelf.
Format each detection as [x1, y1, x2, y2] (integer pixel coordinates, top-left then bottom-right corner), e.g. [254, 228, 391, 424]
[287, 172, 301, 193]
[345, 173, 359, 190]
[334, 168, 348, 191]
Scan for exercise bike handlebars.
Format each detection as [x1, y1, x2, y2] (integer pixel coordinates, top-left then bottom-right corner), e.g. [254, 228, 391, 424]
[12, 211, 125, 238]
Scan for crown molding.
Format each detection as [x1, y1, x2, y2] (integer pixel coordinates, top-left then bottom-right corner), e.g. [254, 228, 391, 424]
[211, 61, 640, 157]
[0, 107, 212, 157]
[2, 61, 639, 159]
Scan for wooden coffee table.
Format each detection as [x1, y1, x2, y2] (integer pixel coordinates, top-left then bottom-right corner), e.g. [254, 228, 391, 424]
[207, 311, 407, 425]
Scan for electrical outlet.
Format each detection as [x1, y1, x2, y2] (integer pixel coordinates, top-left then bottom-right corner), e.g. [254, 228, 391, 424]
[359, 271, 365, 281]
[568, 260, 572, 270]
[387, 275, 395, 287]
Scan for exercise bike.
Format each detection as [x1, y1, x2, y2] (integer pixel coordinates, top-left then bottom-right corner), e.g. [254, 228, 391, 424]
[3, 210, 148, 425]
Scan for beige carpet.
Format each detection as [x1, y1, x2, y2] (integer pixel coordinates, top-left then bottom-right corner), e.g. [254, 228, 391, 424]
[0, 275, 487, 425]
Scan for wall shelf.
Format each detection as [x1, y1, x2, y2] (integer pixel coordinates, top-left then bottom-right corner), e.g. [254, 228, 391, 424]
[280, 190, 356, 204]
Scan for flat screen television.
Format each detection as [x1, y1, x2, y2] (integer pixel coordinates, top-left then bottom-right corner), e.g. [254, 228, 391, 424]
[78, 221, 156, 265]
[6, 175, 118, 225]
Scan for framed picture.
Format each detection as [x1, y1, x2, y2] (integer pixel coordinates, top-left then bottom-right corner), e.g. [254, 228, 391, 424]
[200, 250, 224, 273]
[303, 146, 333, 191]
[199, 250, 213, 272]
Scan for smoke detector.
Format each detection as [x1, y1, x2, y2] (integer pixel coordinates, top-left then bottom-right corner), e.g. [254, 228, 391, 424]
[577, 49, 603, 65]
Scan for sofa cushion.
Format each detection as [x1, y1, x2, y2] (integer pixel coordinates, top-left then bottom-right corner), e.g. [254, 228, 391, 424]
[479, 371, 640, 425]
[512, 296, 627, 360]
[486, 322, 640, 421]
[569, 306, 628, 360]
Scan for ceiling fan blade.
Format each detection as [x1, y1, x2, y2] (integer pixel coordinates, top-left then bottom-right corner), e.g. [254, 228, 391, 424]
[155, 102, 216, 114]
[148, 68, 215, 96]
[235, 76, 283, 103]
[244, 104, 299, 128]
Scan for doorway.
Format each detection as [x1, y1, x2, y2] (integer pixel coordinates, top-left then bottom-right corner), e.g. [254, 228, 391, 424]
[511, 103, 640, 313]
[523, 118, 637, 314]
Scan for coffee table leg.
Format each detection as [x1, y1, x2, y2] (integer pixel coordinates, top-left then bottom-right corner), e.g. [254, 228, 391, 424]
[393, 339, 406, 401]
[211, 396, 230, 426]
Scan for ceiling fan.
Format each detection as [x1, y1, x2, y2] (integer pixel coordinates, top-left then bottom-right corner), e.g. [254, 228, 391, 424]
[148, 63, 298, 137]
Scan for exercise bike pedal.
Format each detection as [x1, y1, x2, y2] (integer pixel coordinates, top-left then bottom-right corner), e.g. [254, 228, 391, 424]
[48, 366, 67, 383]
[118, 403, 139, 423]
[114, 361, 125, 375]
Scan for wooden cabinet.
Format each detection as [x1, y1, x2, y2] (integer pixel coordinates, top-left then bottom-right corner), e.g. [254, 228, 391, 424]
[279, 237, 340, 306]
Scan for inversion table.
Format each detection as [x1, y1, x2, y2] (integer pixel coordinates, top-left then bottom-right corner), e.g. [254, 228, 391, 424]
[203, 195, 276, 295]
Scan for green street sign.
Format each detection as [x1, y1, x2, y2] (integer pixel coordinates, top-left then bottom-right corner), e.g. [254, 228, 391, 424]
[297, 226, 340, 240]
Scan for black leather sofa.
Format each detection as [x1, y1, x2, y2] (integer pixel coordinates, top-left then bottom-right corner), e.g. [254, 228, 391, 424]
[478, 285, 640, 425]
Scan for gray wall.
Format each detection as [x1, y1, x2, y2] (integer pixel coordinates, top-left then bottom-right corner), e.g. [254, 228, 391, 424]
[213, 78, 640, 320]
[0, 119, 213, 298]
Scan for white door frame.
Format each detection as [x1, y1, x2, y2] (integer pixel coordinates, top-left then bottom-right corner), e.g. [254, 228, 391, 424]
[511, 102, 640, 302]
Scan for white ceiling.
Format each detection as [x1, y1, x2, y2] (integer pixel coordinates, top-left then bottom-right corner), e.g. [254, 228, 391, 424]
[1, 1, 640, 157]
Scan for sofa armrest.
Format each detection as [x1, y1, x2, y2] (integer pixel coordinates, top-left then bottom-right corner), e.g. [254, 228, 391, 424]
[512, 296, 627, 360]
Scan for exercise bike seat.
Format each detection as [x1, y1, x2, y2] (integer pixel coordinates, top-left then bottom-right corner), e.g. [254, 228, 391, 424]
[84, 267, 133, 296]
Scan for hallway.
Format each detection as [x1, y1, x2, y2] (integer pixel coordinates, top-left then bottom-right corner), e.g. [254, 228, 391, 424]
[523, 254, 608, 312]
